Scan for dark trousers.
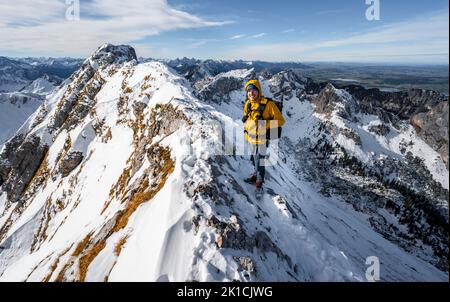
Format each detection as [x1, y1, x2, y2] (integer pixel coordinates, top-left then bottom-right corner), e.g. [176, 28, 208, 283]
[249, 142, 268, 183]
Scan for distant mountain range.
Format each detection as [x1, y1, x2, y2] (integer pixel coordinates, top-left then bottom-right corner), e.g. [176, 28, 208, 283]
[0, 56, 83, 93]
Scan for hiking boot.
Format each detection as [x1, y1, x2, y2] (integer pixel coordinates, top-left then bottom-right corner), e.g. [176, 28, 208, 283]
[244, 173, 257, 183]
[255, 180, 264, 199]
[256, 180, 263, 189]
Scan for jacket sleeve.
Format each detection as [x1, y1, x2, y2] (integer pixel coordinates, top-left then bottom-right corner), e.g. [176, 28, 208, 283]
[242, 100, 250, 123]
[267, 102, 285, 128]
[243, 100, 249, 116]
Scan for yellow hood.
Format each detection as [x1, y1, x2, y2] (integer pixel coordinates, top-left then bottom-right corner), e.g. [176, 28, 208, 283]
[245, 79, 264, 98]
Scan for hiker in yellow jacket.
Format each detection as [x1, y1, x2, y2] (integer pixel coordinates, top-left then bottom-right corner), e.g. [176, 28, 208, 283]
[242, 79, 285, 192]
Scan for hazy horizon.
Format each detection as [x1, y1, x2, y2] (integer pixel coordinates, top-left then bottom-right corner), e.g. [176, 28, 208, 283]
[2, 52, 450, 67]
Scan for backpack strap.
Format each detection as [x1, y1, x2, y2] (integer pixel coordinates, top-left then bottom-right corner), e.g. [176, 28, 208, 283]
[247, 99, 269, 120]
[258, 103, 267, 119]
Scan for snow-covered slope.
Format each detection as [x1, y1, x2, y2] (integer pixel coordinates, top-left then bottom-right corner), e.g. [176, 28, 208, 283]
[0, 74, 60, 148]
[0, 92, 44, 147]
[0, 62, 66, 149]
[0, 57, 37, 92]
[20, 74, 61, 95]
[0, 44, 447, 281]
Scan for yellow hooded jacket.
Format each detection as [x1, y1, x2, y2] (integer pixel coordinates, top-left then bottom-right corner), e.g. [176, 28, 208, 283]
[243, 79, 285, 145]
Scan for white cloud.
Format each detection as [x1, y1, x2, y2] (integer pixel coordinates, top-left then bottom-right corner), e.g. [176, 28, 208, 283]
[0, 0, 65, 25]
[250, 33, 266, 38]
[0, 0, 230, 57]
[318, 11, 449, 48]
[282, 29, 295, 34]
[229, 33, 265, 40]
[224, 10, 449, 63]
[229, 34, 246, 40]
[181, 38, 219, 49]
[316, 9, 345, 15]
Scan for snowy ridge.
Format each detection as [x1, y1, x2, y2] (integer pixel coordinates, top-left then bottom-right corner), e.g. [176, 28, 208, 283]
[314, 84, 448, 190]
[0, 45, 448, 281]
[20, 75, 59, 95]
[0, 93, 45, 147]
[0, 64, 65, 147]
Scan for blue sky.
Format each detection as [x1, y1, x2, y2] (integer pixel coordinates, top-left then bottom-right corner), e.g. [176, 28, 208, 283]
[0, 0, 448, 63]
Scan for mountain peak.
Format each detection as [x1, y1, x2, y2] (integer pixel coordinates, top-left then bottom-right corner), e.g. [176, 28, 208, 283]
[312, 83, 356, 119]
[87, 44, 137, 68]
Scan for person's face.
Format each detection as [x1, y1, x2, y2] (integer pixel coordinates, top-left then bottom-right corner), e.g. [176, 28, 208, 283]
[247, 88, 259, 101]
